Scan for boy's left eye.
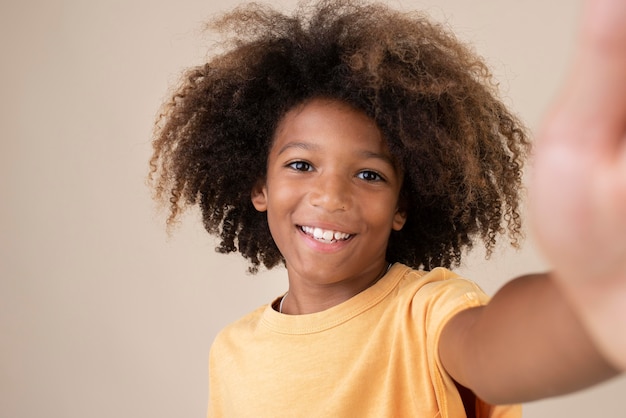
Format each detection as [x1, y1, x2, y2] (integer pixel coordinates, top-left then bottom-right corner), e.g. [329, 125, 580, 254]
[357, 170, 384, 182]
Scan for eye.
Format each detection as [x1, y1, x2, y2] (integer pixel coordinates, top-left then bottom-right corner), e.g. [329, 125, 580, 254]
[288, 161, 313, 172]
[357, 170, 384, 182]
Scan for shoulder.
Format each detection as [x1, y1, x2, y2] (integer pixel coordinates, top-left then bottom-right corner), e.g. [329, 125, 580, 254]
[389, 265, 490, 338]
[395, 265, 488, 306]
[210, 305, 266, 354]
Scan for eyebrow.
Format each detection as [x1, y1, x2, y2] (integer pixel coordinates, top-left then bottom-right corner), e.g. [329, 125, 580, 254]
[358, 150, 395, 166]
[276, 141, 320, 156]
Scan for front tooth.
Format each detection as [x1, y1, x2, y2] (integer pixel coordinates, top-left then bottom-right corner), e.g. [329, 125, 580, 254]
[322, 230, 334, 241]
[313, 228, 324, 239]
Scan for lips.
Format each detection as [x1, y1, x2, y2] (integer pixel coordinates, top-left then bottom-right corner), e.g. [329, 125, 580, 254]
[300, 225, 352, 243]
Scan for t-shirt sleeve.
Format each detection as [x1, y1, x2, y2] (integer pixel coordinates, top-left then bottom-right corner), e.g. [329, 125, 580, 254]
[413, 268, 521, 417]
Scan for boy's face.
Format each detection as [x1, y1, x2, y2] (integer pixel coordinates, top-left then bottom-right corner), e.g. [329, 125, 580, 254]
[252, 98, 406, 289]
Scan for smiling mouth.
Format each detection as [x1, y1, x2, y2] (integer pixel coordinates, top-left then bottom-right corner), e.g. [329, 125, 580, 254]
[300, 225, 353, 243]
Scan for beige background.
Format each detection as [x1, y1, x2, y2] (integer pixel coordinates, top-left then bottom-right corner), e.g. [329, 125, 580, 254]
[1, 0, 625, 417]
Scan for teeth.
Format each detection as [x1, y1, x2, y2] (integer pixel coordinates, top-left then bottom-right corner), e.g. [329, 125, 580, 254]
[301, 226, 351, 242]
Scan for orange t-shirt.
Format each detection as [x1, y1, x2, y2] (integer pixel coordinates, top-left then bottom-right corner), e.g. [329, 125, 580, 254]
[208, 263, 521, 417]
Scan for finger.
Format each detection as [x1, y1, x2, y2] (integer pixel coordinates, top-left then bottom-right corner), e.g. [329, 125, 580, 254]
[546, 0, 626, 148]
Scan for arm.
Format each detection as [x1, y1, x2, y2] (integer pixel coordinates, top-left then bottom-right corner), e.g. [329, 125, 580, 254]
[442, 0, 626, 404]
[529, 0, 626, 372]
[440, 273, 617, 404]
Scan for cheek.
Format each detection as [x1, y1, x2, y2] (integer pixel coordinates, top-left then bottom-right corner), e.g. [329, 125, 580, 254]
[365, 196, 403, 230]
[264, 207, 286, 249]
[267, 180, 299, 210]
[264, 182, 301, 235]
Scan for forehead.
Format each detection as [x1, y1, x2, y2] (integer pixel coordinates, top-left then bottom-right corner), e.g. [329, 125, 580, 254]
[272, 98, 386, 152]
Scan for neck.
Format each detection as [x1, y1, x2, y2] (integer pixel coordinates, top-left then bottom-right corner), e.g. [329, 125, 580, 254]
[280, 261, 391, 315]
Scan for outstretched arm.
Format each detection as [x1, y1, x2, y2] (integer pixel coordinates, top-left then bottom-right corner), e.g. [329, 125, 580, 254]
[441, 0, 626, 404]
[530, 0, 626, 371]
[441, 273, 617, 404]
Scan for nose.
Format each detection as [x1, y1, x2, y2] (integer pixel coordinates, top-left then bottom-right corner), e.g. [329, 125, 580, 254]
[308, 171, 352, 212]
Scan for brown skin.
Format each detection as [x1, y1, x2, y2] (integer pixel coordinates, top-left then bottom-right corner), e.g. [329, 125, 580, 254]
[149, 0, 529, 273]
[440, 274, 617, 404]
[152, 0, 626, 406]
[529, 0, 626, 371]
[441, 0, 626, 403]
[251, 98, 406, 315]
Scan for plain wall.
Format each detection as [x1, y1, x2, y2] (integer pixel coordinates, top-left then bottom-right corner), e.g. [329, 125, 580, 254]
[1, 0, 624, 417]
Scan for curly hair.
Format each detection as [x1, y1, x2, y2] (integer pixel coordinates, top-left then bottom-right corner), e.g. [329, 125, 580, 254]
[149, 0, 530, 272]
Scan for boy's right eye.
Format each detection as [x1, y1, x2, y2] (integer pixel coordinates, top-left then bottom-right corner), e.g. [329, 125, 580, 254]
[288, 161, 312, 172]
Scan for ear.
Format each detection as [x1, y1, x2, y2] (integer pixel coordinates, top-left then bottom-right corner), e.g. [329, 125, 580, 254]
[392, 209, 407, 231]
[251, 180, 268, 212]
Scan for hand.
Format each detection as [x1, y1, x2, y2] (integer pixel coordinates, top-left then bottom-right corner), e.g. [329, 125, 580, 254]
[530, 0, 626, 370]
